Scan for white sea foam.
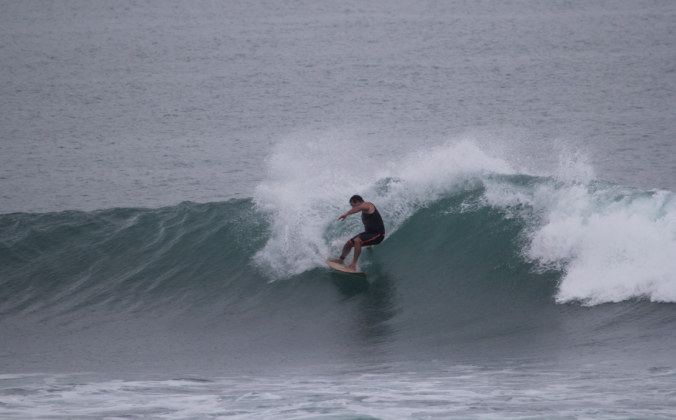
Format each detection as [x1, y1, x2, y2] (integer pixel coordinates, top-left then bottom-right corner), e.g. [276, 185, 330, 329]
[534, 188, 676, 305]
[254, 133, 514, 279]
[253, 132, 378, 277]
[485, 152, 676, 305]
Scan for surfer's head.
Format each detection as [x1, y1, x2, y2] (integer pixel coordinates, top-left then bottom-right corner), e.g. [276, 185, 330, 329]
[349, 195, 364, 206]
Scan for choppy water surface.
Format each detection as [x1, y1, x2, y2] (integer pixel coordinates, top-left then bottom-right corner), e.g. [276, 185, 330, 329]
[2, 363, 676, 420]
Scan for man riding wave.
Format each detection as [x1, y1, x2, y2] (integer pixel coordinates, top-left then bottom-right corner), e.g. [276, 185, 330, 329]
[329, 195, 385, 271]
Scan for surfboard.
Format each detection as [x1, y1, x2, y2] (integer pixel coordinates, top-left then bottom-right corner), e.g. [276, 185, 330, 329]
[326, 261, 366, 277]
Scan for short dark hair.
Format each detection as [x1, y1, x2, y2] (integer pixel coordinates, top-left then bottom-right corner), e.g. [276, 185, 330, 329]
[349, 195, 364, 203]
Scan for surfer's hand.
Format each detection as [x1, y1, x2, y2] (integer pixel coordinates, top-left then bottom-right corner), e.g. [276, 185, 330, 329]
[338, 213, 347, 221]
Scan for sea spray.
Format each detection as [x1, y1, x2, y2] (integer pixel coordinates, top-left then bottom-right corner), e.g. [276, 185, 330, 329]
[253, 136, 515, 279]
[252, 134, 378, 278]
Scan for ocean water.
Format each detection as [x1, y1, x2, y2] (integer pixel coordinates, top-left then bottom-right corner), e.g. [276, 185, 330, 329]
[2, 0, 676, 419]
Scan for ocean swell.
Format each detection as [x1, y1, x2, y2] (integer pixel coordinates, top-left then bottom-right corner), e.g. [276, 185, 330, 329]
[2, 140, 676, 323]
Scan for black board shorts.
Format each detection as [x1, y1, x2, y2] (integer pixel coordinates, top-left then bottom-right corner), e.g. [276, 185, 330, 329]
[350, 232, 385, 246]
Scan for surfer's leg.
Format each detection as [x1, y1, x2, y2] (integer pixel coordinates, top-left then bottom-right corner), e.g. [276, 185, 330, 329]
[329, 240, 353, 265]
[346, 238, 362, 270]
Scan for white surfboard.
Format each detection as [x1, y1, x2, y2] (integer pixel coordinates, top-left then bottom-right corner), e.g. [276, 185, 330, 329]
[326, 261, 366, 277]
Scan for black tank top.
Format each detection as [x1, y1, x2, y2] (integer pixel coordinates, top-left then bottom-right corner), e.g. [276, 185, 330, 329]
[362, 205, 385, 234]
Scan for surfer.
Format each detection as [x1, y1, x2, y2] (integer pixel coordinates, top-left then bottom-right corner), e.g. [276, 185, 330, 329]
[329, 195, 385, 271]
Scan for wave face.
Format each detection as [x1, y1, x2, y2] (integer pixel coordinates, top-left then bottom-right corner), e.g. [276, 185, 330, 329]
[2, 140, 676, 371]
[0, 200, 269, 318]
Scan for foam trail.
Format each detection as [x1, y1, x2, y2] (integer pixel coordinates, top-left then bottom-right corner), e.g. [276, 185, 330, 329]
[253, 134, 514, 279]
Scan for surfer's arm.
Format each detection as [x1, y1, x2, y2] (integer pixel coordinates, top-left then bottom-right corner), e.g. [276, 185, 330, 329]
[338, 203, 371, 221]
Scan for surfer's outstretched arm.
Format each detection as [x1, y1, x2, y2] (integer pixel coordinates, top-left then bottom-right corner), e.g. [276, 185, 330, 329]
[337, 202, 371, 221]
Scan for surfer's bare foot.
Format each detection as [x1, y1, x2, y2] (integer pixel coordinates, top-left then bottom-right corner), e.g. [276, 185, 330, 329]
[345, 263, 357, 271]
[328, 259, 344, 265]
